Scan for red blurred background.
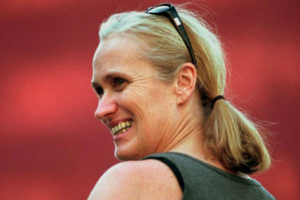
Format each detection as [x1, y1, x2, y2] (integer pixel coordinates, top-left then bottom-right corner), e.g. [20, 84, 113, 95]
[0, 0, 299, 199]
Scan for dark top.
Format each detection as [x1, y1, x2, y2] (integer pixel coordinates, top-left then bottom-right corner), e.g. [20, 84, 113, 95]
[144, 152, 275, 200]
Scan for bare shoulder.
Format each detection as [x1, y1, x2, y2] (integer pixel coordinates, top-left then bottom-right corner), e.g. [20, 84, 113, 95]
[88, 159, 182, 200]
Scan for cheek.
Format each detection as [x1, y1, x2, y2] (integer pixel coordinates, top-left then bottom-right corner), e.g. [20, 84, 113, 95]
[120, 81, 174, 124]
[149, 85, 174, 111]
[120, 86, 150, 111]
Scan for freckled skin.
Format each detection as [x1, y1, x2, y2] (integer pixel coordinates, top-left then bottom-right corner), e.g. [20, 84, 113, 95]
[92, 35, 180, 160]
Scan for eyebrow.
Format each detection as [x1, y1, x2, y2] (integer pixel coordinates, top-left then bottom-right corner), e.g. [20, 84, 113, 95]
[91, 71, 128, 87]
[91, 73, 119, 89]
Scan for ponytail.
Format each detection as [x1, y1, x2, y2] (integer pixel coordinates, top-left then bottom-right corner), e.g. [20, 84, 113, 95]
[204, 99, 271, 173]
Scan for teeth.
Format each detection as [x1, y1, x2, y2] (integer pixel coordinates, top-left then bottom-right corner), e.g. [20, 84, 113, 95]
[111, 120, 132, 135]
[121, 122, 126, 128]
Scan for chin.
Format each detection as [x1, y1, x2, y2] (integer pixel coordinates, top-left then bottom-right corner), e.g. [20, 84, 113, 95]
[114, 146, 146, 161]
[114, 149, 136, 161]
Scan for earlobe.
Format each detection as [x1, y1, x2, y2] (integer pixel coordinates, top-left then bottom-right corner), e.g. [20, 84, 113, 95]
[175, 63, 197, 105]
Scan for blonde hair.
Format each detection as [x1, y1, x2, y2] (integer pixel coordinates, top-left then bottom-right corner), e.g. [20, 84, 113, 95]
[98, 5, 271, 174]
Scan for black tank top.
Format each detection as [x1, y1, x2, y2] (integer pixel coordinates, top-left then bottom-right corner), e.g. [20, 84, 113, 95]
[144, 152, 275, 200]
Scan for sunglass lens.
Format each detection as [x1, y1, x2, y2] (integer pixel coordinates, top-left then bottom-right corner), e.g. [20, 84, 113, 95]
[147, 5, 170, 14]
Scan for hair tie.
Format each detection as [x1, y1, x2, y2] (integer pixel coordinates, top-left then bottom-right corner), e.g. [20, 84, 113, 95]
[211, 95, 225, 108]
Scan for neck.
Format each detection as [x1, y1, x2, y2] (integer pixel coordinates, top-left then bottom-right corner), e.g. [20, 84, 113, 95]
[160, 109, 229, 173]
[154, 93, 232, 173]
[159, 108, 207, 156]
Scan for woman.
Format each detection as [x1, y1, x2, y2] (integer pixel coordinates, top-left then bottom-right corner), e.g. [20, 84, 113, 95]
[88, 3, 275, 200]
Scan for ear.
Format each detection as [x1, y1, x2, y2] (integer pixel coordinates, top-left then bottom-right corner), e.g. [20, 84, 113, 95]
[174, 63, 197, 105]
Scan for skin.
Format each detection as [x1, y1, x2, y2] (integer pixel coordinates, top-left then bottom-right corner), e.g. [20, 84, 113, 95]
[89, 35, 227, 199]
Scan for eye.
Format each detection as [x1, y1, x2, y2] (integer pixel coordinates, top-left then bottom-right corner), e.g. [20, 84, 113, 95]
[112, 77, 127, 91]
[95, 86, 104, 97]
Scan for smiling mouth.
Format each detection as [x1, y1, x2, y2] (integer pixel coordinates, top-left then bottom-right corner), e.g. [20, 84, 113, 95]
[111, 120, 132, 136]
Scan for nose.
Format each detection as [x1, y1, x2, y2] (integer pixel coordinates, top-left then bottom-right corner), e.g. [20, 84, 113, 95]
[94, 94, 118, 120]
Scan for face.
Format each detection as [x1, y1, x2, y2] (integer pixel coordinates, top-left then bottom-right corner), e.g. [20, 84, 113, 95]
[92, 36, 178, 160]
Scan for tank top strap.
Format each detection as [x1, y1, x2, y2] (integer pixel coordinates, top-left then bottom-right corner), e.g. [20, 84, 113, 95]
[143, 153, 185, 191]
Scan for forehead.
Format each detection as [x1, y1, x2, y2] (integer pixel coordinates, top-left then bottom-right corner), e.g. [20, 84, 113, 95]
[92, 36, 155, 81]
[95, 37, 138, 69]
[94, 35, 142, 65]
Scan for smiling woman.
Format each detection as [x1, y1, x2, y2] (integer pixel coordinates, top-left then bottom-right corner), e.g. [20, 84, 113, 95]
[88, 3, 275, 200]
[92, 35, 177, 161]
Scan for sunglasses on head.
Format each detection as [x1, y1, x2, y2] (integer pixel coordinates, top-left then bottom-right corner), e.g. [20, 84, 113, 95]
[145, 3, 197, 66]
